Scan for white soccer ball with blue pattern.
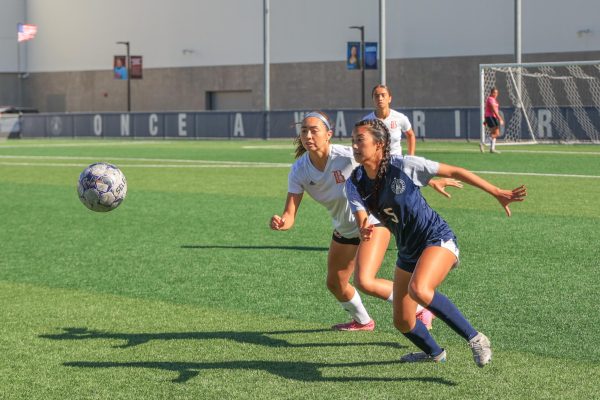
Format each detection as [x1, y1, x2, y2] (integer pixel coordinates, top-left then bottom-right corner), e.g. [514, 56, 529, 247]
[77, 162, 127, 212]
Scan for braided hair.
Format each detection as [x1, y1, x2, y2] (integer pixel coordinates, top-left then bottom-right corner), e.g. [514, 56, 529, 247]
[350, 118, 392, 216]
[293, 111, 332, 159]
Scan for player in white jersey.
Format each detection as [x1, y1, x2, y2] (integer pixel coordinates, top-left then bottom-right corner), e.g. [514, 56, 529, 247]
[270, 112, 457, 331]
[363, 84, 416, 156]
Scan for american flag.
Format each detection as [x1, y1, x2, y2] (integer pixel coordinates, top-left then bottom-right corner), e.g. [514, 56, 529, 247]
[17, 23, 38, 42]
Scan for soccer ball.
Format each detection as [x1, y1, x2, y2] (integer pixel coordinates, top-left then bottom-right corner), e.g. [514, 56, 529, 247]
[77, 162, 127, 212]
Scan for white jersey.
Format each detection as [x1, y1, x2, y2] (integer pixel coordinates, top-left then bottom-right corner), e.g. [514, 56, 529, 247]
[288, 144, 377, 238]
[363, 109, 412, 156]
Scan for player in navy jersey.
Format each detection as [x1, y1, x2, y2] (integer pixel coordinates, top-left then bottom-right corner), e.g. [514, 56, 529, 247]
[346, 118, 526, 366]
[360, 84, 462, 329]
[270, 112, 459, 332]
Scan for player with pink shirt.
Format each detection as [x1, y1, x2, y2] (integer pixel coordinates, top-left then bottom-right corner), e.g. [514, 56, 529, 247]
[481, 87, 504, 154]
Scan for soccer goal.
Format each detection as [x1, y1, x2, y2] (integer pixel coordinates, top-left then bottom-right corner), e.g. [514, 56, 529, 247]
[480, 60, 600, 144]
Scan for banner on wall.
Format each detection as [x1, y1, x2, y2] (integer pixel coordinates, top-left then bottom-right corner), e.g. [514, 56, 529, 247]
[364, 42, 378, 70]
[346, 42, 361, 70]
[113, 56, 127, 80]
[130, 56, 143, 79]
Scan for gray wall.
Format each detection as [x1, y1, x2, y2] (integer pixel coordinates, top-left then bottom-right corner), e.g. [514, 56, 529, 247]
[20, 50, 600, 113]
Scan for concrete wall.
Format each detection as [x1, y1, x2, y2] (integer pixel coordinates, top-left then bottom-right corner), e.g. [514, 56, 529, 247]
[3, 0, 600, 111]
[21, 50, 600, 112]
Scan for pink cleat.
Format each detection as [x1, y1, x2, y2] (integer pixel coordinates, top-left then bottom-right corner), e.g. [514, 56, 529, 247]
[416, 308, 436, 330]
[332, 319, 375, 331]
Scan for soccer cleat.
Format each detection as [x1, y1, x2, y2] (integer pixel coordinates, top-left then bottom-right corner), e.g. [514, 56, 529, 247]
[468, 332, 492, 367]
[479, 143, 485, 153]
[400, 350, 447, 363]
[416, 308, 436, 330]
[331, 319, 375, 331]
[490, 148, 501, 154]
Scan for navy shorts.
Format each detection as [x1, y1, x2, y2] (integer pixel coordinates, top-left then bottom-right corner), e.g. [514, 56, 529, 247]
[396, 238, 460, 273]
[484, 116, 500, 128]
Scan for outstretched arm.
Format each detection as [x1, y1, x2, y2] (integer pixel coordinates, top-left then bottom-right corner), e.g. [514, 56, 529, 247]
[436, 163, 526, 216]
[428, 178, 464, 199]
[270, 192, 303, 230]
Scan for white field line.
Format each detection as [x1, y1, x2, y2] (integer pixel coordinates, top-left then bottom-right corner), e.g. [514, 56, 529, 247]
[0, 156, 599, 178]
[242, 144, 600, 155]
[417, 148, 600, 156]
[242, 145, 294, 149]
[2, 142, 599, 155]
[0, 141, 169, 149]
[0, 155, 290, 167]
[0, 162, 289, 168]
[472, 170, 600, 179]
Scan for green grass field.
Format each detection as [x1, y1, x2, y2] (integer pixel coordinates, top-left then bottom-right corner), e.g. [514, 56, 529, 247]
[1, 139, 599, 399]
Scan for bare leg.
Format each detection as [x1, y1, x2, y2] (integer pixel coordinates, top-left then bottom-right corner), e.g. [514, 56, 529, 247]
[326, 240, 358, 302]
[354, 226, 393, 300]
[408, 246, 455, 306]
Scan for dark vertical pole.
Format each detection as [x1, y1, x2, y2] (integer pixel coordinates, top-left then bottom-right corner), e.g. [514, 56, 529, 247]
[350, 25, 366, 109]
[126, 42, 131, 112]
[360, 26, 365, 109]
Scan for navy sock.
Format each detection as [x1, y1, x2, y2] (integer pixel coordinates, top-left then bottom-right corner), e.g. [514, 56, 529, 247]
[402, 319, 444, 357]
[427, 291, 478, 341]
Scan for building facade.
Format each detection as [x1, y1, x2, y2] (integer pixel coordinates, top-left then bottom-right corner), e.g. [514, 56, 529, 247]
[1, 0, 599, 112]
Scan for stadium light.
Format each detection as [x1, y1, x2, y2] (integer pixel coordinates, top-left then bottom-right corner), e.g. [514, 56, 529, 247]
[349, 26, 365, 109]
[116, 41, 131, 112]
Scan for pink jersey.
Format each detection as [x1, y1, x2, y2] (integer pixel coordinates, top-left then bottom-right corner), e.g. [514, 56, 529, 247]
[485, 96, 499, 118]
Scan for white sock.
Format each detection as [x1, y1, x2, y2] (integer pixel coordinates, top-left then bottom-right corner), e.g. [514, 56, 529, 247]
[339, 289, 371, 324]
[491, 138, 496, 150]
[386, 292, 393, 303]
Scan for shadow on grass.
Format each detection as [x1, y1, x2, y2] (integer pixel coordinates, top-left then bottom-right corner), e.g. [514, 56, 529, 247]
[63, 359, 457, 385]
[181, 244, 329, 251]
[40, 327, 406, 349]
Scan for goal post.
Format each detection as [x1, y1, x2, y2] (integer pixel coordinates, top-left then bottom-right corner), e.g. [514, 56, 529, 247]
[480, 60, 600, 144]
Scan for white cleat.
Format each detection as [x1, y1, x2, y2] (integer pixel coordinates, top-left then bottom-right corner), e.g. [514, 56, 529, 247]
[468, 332, 492, 367]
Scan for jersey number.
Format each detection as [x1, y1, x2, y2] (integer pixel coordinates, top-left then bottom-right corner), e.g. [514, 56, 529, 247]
[383, 208, 399, 223]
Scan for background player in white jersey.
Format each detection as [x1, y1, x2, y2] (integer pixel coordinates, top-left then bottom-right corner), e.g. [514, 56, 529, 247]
[270, 112, 457, 331]
[363, 84, 416, 156]
[346, 118, 526, 366]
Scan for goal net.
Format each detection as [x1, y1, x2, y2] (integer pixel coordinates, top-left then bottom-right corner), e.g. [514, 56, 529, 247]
[480, 60, 600, 144]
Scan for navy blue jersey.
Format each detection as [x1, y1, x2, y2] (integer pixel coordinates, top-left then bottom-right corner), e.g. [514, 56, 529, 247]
[347, 155, 456, 267]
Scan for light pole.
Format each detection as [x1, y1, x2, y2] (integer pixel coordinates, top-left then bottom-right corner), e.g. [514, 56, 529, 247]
[116, 41, 131, 112]
[349, 26, 365, 109]
[263, 0, 270, 139]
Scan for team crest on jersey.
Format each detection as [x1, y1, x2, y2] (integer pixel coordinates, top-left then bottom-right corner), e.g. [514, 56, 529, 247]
[391, 121, 397, 129]
[333, 170, 345, 184]
[391, 177, 406, 194]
